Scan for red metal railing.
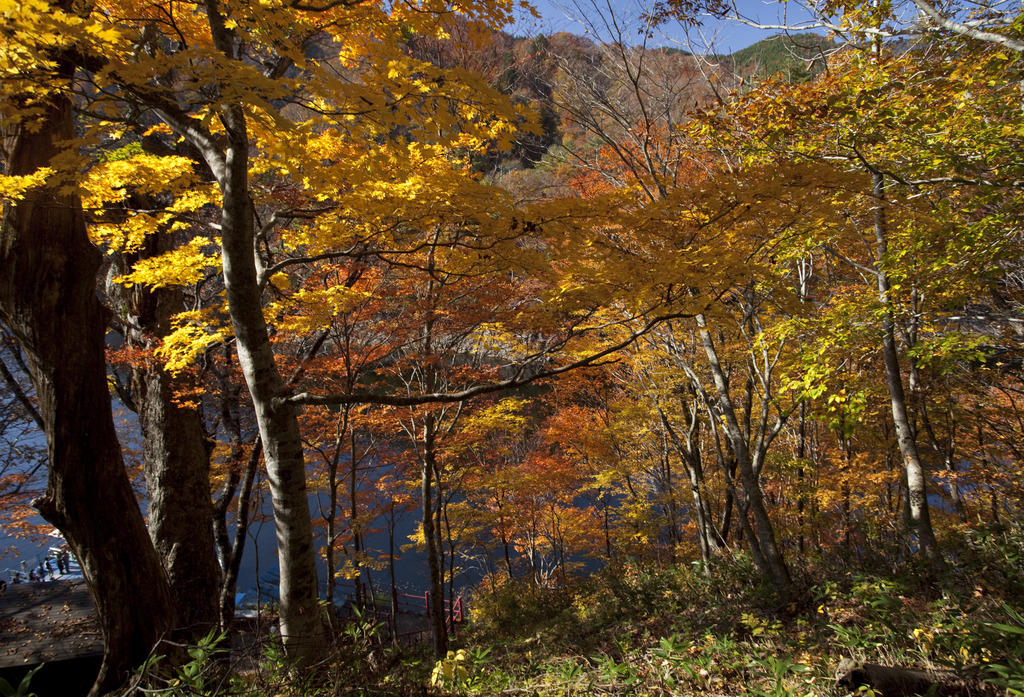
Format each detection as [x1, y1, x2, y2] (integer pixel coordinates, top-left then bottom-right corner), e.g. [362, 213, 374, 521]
[330, 581, 465, 647]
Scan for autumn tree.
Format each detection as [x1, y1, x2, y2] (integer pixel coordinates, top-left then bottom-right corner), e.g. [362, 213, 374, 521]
[0, 3, 176, 691]
[677, 0, 1024, 568]
[62, 0, 541, 663]
[98, 156, 223, 639]
[1, 0, 535, 672]
[511, 3, 860, 595]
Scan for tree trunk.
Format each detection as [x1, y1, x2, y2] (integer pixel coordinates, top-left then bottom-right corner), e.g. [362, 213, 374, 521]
[659, 407, 711, 568]
[146, 0, 329, 661]
[500, 508, 515, 580]
[656, 429, 680, 560]
[110, 236, 221, 640]
[134, 364, 221, 637]
[323, 414, 345, 612]
[216, 109, 327, 660]
[796, 401, 807, 555]
[0, 82, 176, 696]
[871, 172, 945, 573]
[214, 437, 261, 628]
[696, 318, 792, 596]
[211, 363, 261, 628]
[916, 376, 969, 524]
[421, 416, 448, 658]
[349, 419, 363, 609]
[388, 507, 398, 639]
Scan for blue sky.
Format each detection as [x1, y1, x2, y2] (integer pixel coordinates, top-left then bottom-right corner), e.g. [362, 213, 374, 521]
[510, 0, 823, 53]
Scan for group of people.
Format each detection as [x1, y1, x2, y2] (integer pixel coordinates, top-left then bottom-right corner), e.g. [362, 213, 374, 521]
[3, 549, 74, 589]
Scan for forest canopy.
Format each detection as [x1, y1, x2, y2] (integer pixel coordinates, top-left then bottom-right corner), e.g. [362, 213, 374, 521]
[0, 0, 1022, 694]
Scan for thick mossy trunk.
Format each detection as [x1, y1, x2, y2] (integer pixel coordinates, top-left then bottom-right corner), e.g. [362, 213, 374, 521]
[0, 85, 176, 696]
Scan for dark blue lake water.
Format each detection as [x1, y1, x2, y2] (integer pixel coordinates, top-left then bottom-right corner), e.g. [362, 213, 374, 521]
[0, 483, 443, 605]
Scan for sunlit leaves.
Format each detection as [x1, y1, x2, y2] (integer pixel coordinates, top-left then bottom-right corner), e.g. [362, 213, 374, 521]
[0, 0, 125, 81]
[155, 307, 233, 374]
[84, 153, 218, 253]
[269, 285, 371, 333]
[0, 168, 53, 202]
[117, 236, 222, 289]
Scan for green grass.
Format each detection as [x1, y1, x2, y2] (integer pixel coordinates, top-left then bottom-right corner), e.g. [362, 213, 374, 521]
[119, 522, 1024, 695]
[442, 524, 1024, 696]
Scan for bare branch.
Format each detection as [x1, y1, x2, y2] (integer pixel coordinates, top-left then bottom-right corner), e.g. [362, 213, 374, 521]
[907, 0, 1024, 51]
[282, 310, 696, 408]
[290, 0, 367, 10]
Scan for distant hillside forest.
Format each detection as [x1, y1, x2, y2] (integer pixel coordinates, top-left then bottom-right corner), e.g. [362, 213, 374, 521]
[405, 28, 834, 170]
[1, 1, 1022, 696]
[724, 32, 833, 79]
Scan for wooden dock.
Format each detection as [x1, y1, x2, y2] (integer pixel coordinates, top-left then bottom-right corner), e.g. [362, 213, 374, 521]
[0, 579, 102, 669]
